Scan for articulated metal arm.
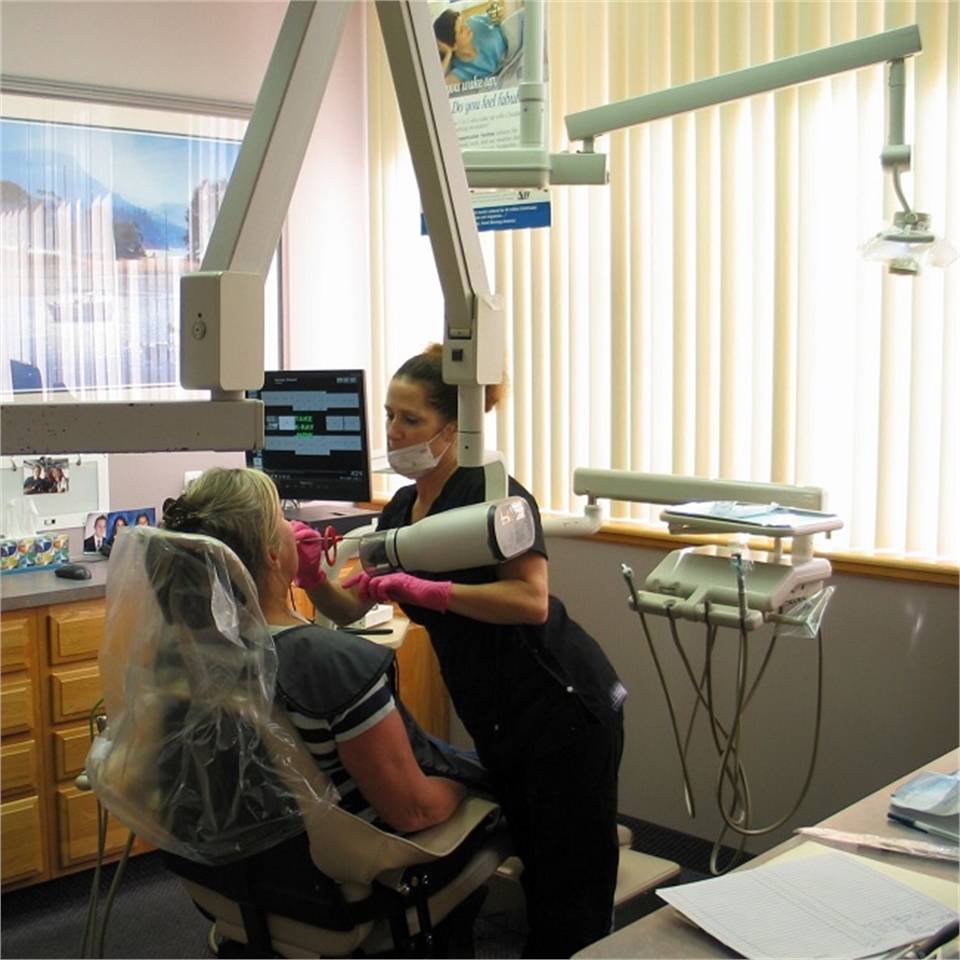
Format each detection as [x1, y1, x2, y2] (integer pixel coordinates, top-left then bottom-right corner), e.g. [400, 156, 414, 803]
[1, 0, 503, 462]
[375, 1, 504, 479]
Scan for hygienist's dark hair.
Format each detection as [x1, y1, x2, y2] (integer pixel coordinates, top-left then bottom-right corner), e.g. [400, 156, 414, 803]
[393, 343, 506, 424]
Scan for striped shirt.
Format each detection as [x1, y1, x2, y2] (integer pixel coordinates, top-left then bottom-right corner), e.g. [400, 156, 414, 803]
[269, 623, 396, 828]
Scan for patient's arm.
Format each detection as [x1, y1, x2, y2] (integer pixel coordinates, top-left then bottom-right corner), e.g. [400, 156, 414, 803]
[304, 574, 373, 627]
[338, 710, 467, 834]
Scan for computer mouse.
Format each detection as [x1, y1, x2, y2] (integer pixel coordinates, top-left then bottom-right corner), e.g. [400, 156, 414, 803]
[55, 563, 92, 580]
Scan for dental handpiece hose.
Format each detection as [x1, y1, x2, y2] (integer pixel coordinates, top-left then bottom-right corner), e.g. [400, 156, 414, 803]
[734, 552, 748, 625]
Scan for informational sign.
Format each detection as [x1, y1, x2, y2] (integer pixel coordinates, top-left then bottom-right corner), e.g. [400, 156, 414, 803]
[426, 0, 550, 232]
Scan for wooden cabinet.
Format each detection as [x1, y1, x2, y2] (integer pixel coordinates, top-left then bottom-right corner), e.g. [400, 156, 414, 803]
[394, 623, 450, 740]
[1, 600, 149, 891]
[1, 608, 47, 888]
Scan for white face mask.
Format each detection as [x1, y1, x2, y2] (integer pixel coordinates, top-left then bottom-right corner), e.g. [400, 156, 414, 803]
[387, 431, 449, 479]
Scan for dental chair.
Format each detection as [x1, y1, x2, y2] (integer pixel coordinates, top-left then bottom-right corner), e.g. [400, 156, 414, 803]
[85, 527, 511, 958]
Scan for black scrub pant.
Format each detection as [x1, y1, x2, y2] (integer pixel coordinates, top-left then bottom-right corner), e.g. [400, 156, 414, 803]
[492, 708, 625, 959]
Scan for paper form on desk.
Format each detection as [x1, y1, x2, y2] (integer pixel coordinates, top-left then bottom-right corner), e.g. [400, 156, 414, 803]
[657, 846, 959, 959]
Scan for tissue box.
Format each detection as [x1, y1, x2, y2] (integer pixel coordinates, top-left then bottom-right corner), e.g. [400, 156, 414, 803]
[0, 534, 70, 574]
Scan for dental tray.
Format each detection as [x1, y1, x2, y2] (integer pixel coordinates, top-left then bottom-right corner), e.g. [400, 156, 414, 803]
[660, 501, 844, 539]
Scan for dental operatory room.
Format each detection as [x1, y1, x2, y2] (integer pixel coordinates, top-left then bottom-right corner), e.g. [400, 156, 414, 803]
[1, 1, 958, 958]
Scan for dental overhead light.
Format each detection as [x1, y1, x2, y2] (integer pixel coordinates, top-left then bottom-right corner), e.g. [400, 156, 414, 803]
[859, 57, 957, 275]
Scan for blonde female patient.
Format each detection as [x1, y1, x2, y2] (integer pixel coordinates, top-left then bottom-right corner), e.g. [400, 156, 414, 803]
[159, 466, 472, 835]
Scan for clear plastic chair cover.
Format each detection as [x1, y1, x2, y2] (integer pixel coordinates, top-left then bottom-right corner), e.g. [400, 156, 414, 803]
[85, 526, 340, 864]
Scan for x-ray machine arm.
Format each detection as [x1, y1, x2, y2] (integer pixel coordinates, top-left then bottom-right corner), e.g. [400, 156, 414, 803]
[1, 7, 922, 467]
[0, 0, 505, 491]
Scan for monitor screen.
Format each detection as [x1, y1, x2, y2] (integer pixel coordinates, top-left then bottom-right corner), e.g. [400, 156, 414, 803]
[246, 369, 371, 504]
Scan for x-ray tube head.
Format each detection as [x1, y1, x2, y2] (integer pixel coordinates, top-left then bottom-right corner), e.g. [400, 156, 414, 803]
[359, 497, 536, 576]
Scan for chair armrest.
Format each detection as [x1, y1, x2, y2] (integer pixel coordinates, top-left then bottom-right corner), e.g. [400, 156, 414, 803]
[267, 706, 502, 886]
[304, 793, 501, 887]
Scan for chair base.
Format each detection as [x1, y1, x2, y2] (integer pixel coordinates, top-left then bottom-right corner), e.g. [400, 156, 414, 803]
[209, 886, 490, 959]
[173, 822, 514, 959]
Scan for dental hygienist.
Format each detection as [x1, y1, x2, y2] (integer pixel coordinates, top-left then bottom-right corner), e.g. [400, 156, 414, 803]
[299, 344, 628, 959]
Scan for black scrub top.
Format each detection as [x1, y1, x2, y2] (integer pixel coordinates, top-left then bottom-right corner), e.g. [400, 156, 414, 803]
[377, 466, 627, 772]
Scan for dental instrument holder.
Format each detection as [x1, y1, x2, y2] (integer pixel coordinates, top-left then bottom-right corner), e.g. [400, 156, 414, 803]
[630, 502, 843, 631]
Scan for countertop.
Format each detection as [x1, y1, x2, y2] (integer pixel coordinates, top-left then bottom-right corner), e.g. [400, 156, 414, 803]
[0, 558, 110, 610]
[574, 748, 960, 959]
[0, 564, 410, 652]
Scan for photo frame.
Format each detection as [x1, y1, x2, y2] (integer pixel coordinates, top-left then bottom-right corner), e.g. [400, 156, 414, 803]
[1, 454, 109, 533]
[83, 507, 157, 556]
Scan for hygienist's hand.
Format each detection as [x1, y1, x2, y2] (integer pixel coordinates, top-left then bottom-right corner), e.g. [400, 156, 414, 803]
[342, 571, 452, 613]
[290, 520, 327, 590]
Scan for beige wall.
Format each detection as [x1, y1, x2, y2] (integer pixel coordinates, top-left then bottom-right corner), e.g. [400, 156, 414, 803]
[0, 2, 286, 106]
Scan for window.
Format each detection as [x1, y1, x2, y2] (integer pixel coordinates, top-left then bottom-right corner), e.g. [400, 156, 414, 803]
[364, 0, 958, 564]
[0, 93, 280, 399]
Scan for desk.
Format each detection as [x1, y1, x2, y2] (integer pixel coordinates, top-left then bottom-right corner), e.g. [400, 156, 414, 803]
[575, 748, 959, 959]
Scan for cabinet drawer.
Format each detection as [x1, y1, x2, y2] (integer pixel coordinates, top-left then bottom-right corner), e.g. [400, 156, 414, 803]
[49, 665, 102, 725]
[1, 739, 40, 797]
[53, 726, 95, 782]
[57, 786, 131, 869]
[1, 613, 35, 674]
[47, 604, 106, 664]
[0, 677, 36, 737]
[1, 795, 45, 885]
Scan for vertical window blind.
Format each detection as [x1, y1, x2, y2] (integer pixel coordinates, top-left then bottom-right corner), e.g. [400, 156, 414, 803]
[365, 0, 957, 565]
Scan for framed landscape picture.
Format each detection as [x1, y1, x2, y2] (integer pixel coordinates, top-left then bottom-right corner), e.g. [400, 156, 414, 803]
[1, 94, 277, 400]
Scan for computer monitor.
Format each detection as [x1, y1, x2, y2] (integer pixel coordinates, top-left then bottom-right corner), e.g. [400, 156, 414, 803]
[246, 369, 372, 505]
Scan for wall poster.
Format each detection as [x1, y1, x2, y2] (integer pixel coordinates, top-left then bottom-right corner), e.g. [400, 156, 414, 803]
[426, 0, 551, 232]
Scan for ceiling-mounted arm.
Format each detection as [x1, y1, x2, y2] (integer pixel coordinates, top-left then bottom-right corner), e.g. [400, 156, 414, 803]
[375, 1, 489, 337]
[2, 0, 510, 465]
[0, 1, 354, 454]
[862, 44, 957, 273]
[376, 1, 506, 491]
[463, 24, 923, 190]
[181, 1, 352, 399]
[201, 4, 350, 278]
[881, 57, 911, 206]
[564, 25, 921, 142]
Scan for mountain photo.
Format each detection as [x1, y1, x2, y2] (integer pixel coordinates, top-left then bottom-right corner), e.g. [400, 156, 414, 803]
[0, 118, 240, 258]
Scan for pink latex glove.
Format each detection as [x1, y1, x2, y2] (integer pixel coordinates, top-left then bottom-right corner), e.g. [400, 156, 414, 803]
[342, 570, 452, 613]
[290, 520, 327, 590]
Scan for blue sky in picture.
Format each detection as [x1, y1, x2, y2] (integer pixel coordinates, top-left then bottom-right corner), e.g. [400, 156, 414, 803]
[1, 118, 242, 251]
